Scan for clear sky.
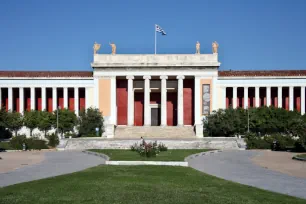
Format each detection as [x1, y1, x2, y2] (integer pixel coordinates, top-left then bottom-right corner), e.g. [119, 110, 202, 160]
[1, 0, 306, 71]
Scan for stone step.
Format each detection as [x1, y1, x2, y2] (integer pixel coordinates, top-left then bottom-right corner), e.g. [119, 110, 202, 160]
[114, 126, 195, 139]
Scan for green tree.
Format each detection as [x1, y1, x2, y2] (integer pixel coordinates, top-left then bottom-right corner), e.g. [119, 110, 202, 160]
[78, 108, 104, 137]
[37, 111, 55, 137]
[6, 111, 23, 136]
[23, 110, 39, 136]
[55, 108, 77, 137]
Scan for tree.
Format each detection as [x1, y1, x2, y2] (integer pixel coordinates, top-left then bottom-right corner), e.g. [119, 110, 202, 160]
[37, 111, 55, 137]
[78, 107, 104, 137]
[23, 110, 39, 136]
[6, 111, 23, 136]
[55, 108, 77, 137]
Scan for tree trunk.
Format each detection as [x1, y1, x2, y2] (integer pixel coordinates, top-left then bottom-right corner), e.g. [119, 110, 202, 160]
[30, 129, 33, 137]
[15, 130, 18, 137]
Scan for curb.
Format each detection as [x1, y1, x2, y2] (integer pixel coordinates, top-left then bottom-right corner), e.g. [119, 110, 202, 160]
[82, 150, 110, 161]
[292, 156, 306, 162]
[106, 161, 188, 166]
[82, 150, 188, 166]
[184, 150, 223, 162]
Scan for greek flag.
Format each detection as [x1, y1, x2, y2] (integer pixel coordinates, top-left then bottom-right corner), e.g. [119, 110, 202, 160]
[155, 24, 166, 35]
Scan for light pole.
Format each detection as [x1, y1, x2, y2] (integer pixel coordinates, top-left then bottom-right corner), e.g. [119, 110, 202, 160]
[57, 106, 61, 139]
[247, 106, 250, 133]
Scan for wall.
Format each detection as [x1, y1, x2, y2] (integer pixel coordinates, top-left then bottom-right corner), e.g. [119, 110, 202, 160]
[98, 79, 111, 116]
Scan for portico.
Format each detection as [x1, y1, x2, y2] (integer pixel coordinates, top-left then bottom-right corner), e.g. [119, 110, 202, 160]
[92, 54, 220, 137]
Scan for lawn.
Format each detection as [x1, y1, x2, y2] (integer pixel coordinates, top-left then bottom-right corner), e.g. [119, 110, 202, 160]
[88, 149, 211, 161]
[296, 154, 306, 159]
[0, 165, 305, 204]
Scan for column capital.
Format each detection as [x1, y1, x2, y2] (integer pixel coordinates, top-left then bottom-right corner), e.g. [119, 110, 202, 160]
[176, 75, 185, 80]
[160, 75, 168, 80]
[126, 75, 134, 80]
[143, 75, 151, 80]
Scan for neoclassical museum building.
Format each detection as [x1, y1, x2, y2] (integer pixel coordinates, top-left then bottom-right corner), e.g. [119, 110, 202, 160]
[1, 49, 306, 138]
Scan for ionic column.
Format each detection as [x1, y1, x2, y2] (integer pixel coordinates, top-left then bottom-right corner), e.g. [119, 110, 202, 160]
[233, 87, 237, 108]
[301, 86, 305, 115]
[289, 86, 294, 111]
[41, 87, 46, 111]
[52, 87, 57, 111]
[266, 87, 271, 107]
[0, 88, 2, 109]
[8, 87, 13, 111]
[143, 76, 151, 126]
[194, 77, 201, 124]
[74, 87, 79, 116]
[221, 87, 226, 109]
[255, 87, 260, 107]
[177, 75, 185, 126]
[19, 88, 24, 114]
[85, 87, 90, 109]
[63, 87, 68, 109]
[30, 87, 35, 110]
[244, 87, 248, 109]
[160, 76, 168, 126]
[127, 76, 135, 126]
[278, 87, 282, 108]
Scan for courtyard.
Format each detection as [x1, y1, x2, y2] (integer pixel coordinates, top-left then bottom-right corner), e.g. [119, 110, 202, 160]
[1, 149, 306, 203]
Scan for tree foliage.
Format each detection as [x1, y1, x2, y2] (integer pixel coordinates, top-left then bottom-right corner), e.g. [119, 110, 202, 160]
[37, 111, 55, 137]
[23, 110, 40, 136]
[5, 111, 23, 136]
[78, 108, 104, 137]
[55, 108, 77, 137]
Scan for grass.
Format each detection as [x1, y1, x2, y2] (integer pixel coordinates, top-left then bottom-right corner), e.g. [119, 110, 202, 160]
[296, 154, 306, 159]
[88, 149, 211, 161]
[0, 165, 305, 204]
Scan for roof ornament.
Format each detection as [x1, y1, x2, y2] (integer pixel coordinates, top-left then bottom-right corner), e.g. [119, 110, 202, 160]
[212, 41, 219, 54]
[109, 42, 116, 54]
[196, 41, 200, 54]
[93, 42, 101, 55]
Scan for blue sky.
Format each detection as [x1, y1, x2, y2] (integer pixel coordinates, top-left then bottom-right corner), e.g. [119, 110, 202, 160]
[0, 0, 306, 71]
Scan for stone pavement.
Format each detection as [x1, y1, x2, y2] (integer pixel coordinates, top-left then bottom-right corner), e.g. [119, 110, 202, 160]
[252, 150, 306, 179]
[0, 151, 106, 187]
[187, 150, 306, 199]
[0, 151, 45, 173]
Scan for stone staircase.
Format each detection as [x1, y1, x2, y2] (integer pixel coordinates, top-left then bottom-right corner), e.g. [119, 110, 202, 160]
[114, 126, 196, 139]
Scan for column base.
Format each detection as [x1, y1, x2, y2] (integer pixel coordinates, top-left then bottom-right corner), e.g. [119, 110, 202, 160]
[195, 124, 203, 138]
[102, 124, 115, 138]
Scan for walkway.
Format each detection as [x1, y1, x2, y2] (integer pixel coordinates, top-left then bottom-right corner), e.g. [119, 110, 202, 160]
[188, 150, 306, 199]
[0, 151, 106, 187]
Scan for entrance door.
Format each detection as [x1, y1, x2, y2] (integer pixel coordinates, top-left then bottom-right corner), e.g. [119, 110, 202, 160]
[151, 107, 160, 126]
[134, 92, 144, 126]
[167, 92, 177, 126]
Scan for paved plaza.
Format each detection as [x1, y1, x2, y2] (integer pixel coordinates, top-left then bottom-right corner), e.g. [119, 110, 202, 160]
[0, 151, 105, 187]
[188, 150, 306, 199]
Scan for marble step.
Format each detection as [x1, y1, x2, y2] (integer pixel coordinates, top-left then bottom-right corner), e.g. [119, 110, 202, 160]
[114, 126, 195, 139]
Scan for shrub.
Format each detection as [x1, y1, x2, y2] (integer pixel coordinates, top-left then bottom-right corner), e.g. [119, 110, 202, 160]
[0, 142, 13, 151]
[47, 133, 59, 147]
[130, 140, 168, 157]
[245, 133, 270, 149]
[26, 138, 48, 150]
[5, 111, 23, 136]
[10, 135, 27, 150]
[158, 142, 168, 151]
[9, 135, 48, 150]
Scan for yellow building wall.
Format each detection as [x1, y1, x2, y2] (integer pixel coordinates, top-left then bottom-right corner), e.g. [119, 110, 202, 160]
[99, 78, 111, 116]
[200, 78, 213, 115]
[216, 87, 224, 110]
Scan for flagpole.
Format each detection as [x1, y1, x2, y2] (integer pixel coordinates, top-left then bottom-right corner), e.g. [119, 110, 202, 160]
[155, 24, 156, 54]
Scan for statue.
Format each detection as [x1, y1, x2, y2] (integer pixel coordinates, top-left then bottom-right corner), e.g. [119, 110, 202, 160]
[212, 41, 219, 54]
[196, 41, 200, 54]
[109, 42, 116, 54]
[93, 42, 101, 55]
